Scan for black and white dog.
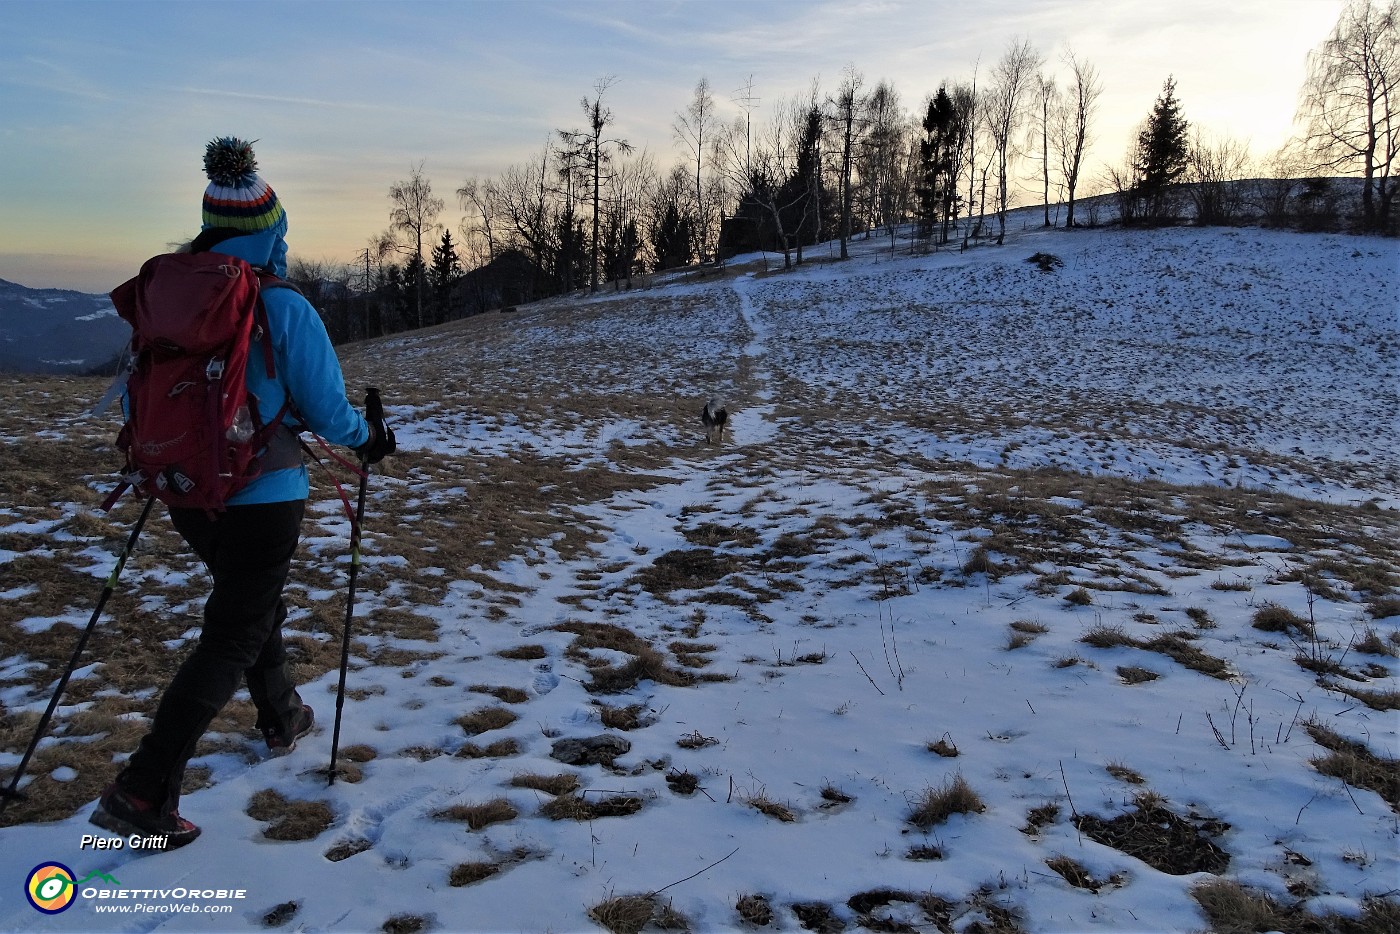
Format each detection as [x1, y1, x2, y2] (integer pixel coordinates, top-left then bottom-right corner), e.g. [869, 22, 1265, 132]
[701, 398, 728, 445]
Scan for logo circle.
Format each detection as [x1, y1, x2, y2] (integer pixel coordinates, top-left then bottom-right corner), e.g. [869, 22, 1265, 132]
[26, 862, 76, 914]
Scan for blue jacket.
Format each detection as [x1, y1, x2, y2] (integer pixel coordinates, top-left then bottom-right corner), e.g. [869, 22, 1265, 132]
[203, 227, 369, 504]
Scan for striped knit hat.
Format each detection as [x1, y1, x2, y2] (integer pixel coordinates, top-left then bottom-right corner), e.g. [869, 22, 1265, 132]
[201, 137, 287, 233]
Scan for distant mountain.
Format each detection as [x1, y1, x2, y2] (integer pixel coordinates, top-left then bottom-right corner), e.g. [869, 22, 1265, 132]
[0, 278, 130, 375]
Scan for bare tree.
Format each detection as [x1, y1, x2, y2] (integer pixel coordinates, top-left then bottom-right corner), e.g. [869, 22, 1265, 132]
[715, 92, 816, 269]
[1251, 142, 1308, 227]
[963, 63, 983, 241]
[674, 77, 721, 261]
[387, 162, 444, 328]
[1188, 130, 1251, 225]
[828, 66, 866, 259]
[495, 142, 562, 298]
[1034, 73, 1058, 226]
[985, 39, 1043, 244]
[860, 80, 912, 251]
[1296, 0, 1399, 231]
[1052, 50, 1102, 228]
[600, 148, 657, 288]
[943, 81, 976, 243]
[456, 176, 499, 268]
[561, 76, 633, 292]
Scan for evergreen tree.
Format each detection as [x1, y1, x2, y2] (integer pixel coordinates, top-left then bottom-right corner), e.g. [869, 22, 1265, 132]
[916, 88, 956, 239]
[650, 203, 693, 270]
[601, 217, 641, 288]
[400, 254, 425, 329]
[378, 264, 404, 335]
[429, 230, 462, 324]
[1133, 76, 1190, 223]
[788, 105, 826, 258]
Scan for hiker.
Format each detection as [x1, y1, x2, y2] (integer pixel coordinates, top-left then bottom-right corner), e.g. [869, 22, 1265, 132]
[90, 138, 395, 847]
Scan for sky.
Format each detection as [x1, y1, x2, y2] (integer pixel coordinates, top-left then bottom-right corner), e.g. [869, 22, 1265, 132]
[0, 0, 1346, 293]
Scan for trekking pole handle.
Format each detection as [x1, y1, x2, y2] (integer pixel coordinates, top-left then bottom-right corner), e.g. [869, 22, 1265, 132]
[365, 387, 384, 428]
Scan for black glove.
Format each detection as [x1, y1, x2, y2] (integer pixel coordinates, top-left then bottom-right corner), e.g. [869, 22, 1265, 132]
[355, 387, 396, 464]
[356, 422, 396, 464]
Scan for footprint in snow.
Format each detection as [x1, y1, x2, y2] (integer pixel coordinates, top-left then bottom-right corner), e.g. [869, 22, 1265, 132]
[532, 663, 559, 696]
[342, 784, 437, 846]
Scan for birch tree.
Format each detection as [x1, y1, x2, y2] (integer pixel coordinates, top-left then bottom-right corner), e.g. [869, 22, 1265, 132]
[1296, 0, 1399, 231]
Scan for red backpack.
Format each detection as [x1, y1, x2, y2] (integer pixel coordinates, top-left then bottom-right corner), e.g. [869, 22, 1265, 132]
[103, 251, 294, 513]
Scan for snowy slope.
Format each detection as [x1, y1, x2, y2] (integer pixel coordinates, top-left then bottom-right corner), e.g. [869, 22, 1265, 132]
[0, 278, 129, 375]
[0, 221, 1396, 934]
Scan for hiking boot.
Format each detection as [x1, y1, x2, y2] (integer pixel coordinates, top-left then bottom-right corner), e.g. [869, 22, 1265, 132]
[263, 704, 314, 756]
[89, 784, 201, 849]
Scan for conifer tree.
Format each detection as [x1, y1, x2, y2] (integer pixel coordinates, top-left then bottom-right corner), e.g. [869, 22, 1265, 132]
[916, 87, 957, 240]
[1133, 76, 1190, 223]
[429, 230, 462, 324]
[650, 203, 693, 271]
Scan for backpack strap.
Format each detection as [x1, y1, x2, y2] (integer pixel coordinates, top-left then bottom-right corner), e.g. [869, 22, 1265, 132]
[254, 273, 300, 380]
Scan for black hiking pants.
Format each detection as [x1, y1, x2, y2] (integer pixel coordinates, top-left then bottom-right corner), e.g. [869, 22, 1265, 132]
[118, 500, 306, 808]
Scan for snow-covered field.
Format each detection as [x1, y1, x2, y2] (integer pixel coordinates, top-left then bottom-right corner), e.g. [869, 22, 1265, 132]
[1, 220, 1397, 933]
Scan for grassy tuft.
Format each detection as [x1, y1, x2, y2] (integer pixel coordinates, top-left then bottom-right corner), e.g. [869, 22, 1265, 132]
[735, 893, 773, 927]
[541, 793, 643, 821]
[743, 789, 797, 823]
[907, 774, 984, 829]
[1081, 623, 1134, 648]
[1064, 587, 1093, 606]
[448, 861, 501, 886]
[469, 684, 530, 703]
[1251, 604, 1314, 637]
[455, 706, 520, 735]
[496, 644, 547, 660]
[245, 789, 334, 841]
[509, 772, 580, 797]
[432, 797, 518, 830]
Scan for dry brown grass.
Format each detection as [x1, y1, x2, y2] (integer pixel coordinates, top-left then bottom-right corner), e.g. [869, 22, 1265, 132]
[455, 706, 519, 735]
[381, 913, 428, 934]
[1045, 855, 1120, 892]
[597, 702, 650, 730]
[1306, 721, 1399, 810]
[735, 893, 774, 927]
[634, 547, 742, 595]
[454, 738, 520, 759]
[1073, 798, 1229, 875]
[1353, 627, 1397, 656]
[677, 730, 719, 750]
[496, 643, 548, 660]
[1117, 665, 1159, 684]
[1141, 632, 1231, 678]
[1327, 683, 1400, 711]
[907, 774, 984, 829]
[1193, 880, 1400, 934]
[927, 736, 960, 758]
[541, 793, 643, 821]
[324, 838, 373, 862]
[448, 861, 500, 886]
[1081, 623, 1134, 648]
[469, 684, 530, 704]
[587, 893, 689, 934]
[1251, 604, 1314, 637]
[1021, 803, 1060, 836]
[1106, 762, 1146, 784]
[432, 797, 518, 830]
[509, 772, 580, 796]
[245, 789, 335, 841]
[743, 789, 797, 823]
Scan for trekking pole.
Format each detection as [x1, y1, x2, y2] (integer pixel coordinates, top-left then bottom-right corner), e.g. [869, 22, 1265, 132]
[326, 388, 381, 786]
[0, 495, 156, 815]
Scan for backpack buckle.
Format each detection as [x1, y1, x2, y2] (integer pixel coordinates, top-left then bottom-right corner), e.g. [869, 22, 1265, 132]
[206, 358, 225, 380]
